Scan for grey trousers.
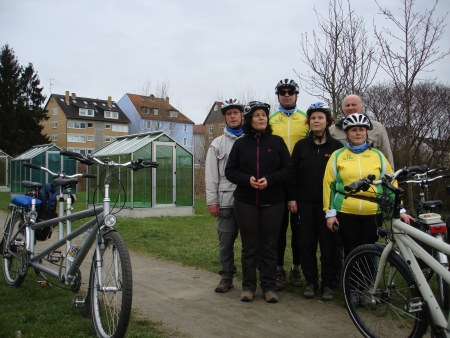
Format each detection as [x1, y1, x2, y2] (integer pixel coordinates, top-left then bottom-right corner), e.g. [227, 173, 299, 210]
[217, 208, 239, 280]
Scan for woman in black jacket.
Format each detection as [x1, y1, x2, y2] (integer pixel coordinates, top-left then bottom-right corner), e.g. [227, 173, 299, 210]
[225, 101, 294, 303]
[288, 102, 343, 301]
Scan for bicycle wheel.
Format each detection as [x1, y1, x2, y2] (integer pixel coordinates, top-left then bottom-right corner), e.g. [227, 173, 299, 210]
[2, 215, 28, 286]
[342, 244, 428, 338]
[89, 231, 132, 338]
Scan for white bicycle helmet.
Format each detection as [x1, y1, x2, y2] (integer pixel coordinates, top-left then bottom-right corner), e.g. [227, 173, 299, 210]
[244, 101, 271, 115]
[221, 99, 244, 114]
[275, 79, 299, 94]
[342, 113, 372, 131]
[306, 102, 332, 117]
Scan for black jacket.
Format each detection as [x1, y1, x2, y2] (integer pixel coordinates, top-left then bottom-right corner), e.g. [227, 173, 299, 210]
[291, 130, 343, 202]
[225, 132, 294, 206]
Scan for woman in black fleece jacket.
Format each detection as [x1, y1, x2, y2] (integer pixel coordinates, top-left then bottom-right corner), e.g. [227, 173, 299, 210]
[225, 101, 294, 303]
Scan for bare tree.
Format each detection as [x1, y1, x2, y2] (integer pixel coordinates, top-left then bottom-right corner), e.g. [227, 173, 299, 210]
[296, 0, 378, 118]
[374, 0, 450, 209]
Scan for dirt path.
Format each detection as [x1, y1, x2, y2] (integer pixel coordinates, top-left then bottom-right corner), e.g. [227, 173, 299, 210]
[0, 210, 361, 337]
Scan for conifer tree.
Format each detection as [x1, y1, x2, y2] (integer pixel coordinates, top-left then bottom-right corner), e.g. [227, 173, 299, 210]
[0, 44, 50, 156]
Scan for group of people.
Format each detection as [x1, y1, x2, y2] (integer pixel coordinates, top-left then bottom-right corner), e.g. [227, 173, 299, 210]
[205, 78, 413, 304]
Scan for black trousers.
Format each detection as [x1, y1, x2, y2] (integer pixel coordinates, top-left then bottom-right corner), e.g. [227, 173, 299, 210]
[297, 201, 340, 290]
[277, 207, 301, 266]
[337, 212, 382, 259]
[234, 200, 285, 293]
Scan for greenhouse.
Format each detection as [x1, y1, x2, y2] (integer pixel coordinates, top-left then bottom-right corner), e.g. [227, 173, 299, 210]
[0, 150, 13, 191]
[10, 144, 77, 195]
[90, 131, 194, 218]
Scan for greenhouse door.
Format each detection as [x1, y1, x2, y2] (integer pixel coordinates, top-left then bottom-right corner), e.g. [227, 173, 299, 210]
[153, 142, 176, 206]
[0, 156, 8, 187]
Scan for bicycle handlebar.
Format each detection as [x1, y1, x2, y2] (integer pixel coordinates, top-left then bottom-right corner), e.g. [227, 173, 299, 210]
[23, 162, 97, 179]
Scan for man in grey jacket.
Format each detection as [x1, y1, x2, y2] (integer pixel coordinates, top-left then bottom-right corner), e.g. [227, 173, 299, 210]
[329, 94, 394, 166]
[205, 98, 244, 293]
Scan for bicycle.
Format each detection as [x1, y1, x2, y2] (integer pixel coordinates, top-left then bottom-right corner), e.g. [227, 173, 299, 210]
[1, 150, 158, 338]
[399, 166, 450, 310]
[341, 164, 450, 338]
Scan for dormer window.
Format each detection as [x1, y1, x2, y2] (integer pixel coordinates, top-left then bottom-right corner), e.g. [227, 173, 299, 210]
[169, 110, 178, 118]
[154, 109, 159, 116]
[104, 111, 119, 119]
[79, 108, 94, 117]
[142, 107, 150, 115]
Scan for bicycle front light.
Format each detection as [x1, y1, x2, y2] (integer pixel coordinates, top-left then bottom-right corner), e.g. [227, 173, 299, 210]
[104, 214, 117, 227]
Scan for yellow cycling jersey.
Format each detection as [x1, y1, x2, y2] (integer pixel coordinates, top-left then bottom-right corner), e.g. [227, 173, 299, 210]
[323, 147, 394, 215]
[269, 110, 309, 154]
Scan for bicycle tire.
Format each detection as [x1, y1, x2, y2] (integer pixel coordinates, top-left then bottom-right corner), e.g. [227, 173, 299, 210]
[89, 231, 132, 338]
[342, 244, 428, 338]
[2, 215, 28, 286]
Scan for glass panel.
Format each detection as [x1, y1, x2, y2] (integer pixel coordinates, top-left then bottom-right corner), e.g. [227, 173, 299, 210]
[0, 157, 6, 186]
[155, 145, 174, 205]
[47, 152, 60, 183]
[176, 146, 193, 206]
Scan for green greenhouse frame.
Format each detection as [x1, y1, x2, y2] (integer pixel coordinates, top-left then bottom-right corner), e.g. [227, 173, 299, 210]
[0, 150, 12, 192]
[89, 131, 194, 218]
[10, 144, 77, 195]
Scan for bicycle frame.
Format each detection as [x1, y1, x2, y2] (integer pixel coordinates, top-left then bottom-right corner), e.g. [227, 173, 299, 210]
[374, 218, 450, 331]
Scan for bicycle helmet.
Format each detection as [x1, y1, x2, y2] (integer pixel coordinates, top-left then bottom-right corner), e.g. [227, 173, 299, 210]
[275, 79, 299, 94]
[221, 98, 244, 115]
[306, 102, 331, 117]
[342, 113, 372, 131]
[244, 101, 271, 115]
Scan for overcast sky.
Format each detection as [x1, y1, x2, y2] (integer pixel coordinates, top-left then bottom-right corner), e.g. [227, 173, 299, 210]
[1, 0, 449, 124]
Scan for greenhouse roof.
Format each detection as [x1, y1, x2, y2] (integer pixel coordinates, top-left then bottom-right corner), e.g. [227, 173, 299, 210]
[13, 144, 61, 161]
[0, 150, 13, 159]
[93, 131, 167, 156]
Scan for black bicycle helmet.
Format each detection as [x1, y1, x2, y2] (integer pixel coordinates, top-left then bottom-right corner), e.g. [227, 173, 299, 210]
[342, 113, 372, 131]
[221, 98, 244, 115]
[275, 79, 299, 94]
[244, 101, 271, 115]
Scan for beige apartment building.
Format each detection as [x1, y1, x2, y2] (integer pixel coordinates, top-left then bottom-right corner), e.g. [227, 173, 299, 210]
[41, 91, 131, 154]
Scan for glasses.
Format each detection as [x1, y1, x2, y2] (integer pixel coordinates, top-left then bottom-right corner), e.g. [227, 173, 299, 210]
[279, 89, 295, 96]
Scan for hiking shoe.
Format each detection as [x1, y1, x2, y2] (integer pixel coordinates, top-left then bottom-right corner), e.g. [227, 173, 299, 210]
[215, 279, 234, 293]
[289, 268, 302, 288]
[264, 291, 278, 303]
[240, 290, 254, 302]
[321, 286, 334, 301]
[303, 284, 316, 299]
[276, 270, 288, 291]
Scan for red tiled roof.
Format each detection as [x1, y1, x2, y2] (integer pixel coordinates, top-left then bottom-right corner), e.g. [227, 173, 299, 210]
[193, 124, 206, 134]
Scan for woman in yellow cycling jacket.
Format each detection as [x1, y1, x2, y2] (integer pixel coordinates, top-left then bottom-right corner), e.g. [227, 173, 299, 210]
[323, 113, 413, 258]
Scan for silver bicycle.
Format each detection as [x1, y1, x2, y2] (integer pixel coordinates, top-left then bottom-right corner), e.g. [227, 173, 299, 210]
[342, 165, 450, 338]
[1, 150, 158, 338]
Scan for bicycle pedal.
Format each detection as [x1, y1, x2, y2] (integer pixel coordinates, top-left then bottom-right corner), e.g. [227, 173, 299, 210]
[36, 280, 48, 285]
[73, 295, 85, 308]
[404, 297, 424, 313]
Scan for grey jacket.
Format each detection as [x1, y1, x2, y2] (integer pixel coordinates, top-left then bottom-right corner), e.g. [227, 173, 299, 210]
[329, 119, 394, 167]
[205, 129, 241, 208]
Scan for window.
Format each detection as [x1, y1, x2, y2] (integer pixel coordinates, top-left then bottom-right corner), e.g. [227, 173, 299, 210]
[142, 107, 150, 115]
[104, 111, 119, 119]
[79, 108, 94, 117]
[112, 124, 129, 132]
[87, 135, 94, 141]
[169, 122, 174, 131]
[155, 121, 161, 130]
[87, 149, 93, 154]
[169, 110, 178, 118]
[52, 108, 58, 115]
[184, 124, 187, 132]
[105, 124, 111, 129]
[214, 104, 218, 111]
[105, 137, 111, 142]
[146, 120, 152, 129]
[208, 137, 213, 144]
[183, 138, 187, 146]
[153, 109, 159, 116]
[209, 125, 214, 134]
[87, 123, 94, 128]
[219, 123, 224, 133]
[67, 134, 87, 143]
[52, 122, 58, 128]
[67, 121, 86, 129]
[52, 135, 57, 142]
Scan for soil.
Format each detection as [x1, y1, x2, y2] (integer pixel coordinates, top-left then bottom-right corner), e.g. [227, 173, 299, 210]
[0, 210, 361, 338]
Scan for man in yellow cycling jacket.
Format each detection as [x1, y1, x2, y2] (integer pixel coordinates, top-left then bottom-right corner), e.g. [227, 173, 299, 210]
[269, 79, 308, 289]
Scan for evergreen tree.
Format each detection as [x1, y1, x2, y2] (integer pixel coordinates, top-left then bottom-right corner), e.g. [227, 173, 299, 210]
[0, 44, 50, 157]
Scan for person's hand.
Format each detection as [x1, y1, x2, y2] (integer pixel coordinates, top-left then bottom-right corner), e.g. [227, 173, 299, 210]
[401, 212, 415, 225]
[257, 177, 268, 190]
[208, 204, 219, 217]
[326, 216, 339, 232]
[250, 176, 259, 189]
[287, 200, 297, 213]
